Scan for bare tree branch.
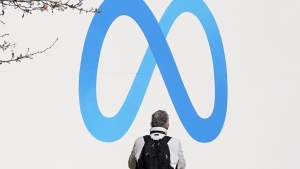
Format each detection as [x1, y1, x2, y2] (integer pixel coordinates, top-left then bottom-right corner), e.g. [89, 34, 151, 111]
[0, 0, 102, 14]
[0, 38, 58, 64]
[0, 0, 101, 64]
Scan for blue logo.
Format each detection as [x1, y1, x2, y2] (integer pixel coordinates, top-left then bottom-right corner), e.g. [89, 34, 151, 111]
[79, 0, 227, 143]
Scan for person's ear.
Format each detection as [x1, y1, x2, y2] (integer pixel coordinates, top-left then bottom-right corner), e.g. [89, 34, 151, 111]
[150, 122, 153, 127]
[166, 123, 169, 130]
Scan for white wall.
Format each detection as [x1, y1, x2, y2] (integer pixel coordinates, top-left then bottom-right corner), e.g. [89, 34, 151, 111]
[0, 0, 299, 168]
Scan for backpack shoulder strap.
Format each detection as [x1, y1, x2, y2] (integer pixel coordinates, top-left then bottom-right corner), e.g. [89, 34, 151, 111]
[144, 135, 171, 144]
[143, 135, 153, 144]
[160, 136, 172, 144]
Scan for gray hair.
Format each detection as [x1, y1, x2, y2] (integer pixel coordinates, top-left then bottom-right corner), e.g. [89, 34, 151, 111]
[151, 110, 169, 128]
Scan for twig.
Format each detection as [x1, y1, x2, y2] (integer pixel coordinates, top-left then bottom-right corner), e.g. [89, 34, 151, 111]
[0, 38, 58, 64]
[0, 33, 9, 38]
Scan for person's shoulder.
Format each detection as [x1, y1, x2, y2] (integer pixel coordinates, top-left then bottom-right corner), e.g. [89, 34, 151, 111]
[168, 136, 180, 141]
[167, 136, 181, 145]
[134, 136, 146, 144]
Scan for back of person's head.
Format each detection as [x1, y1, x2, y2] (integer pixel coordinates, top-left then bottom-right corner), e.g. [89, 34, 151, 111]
[151, 110, 169, 129]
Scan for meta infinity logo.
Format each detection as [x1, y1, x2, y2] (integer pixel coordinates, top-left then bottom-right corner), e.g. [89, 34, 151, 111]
[79, 0, 227, 143]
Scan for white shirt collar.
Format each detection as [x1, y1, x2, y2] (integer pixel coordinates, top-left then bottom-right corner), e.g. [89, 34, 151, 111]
[150, 127, 167, 135]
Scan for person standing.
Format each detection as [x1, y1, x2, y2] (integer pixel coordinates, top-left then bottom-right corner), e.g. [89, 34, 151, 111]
[128, 110, 186, 169]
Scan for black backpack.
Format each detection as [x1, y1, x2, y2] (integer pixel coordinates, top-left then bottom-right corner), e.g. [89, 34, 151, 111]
[136, 135, 174, 169]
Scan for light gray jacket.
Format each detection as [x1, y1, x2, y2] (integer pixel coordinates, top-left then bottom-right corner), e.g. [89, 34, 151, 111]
[128, 127, 186, 169]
